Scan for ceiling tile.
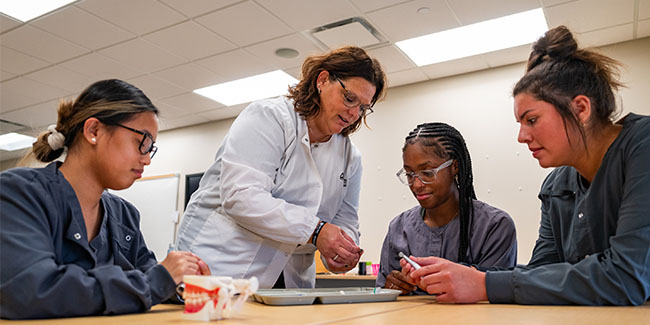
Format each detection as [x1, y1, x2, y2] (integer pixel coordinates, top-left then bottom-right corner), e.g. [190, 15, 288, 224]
[143, 21, 236, 60]
[349, 0, 412, 13]
[0, 46, 49, 75]
[540, 0, 575, 6]
[447, 0, 540, 25]
[0, 99, 60, 130]
[158, 92, 223, 115]
[31, 5, 134, 50]
[256, 0, 358, 31]
[159, 0, 242, 18]
[367, 0, 459, 42]
[159, 114, 210, 131]
[545, 0, 634, 33]
[244, 33, 322, 70]
[99, 38, 186, 74]
[195, 1, 292, 47]
[24, 65, 91, 93]
[0, 13, 22, 33]
[385, 68, 428, 87]
[0, 77, 67, 113]
[575, 24, 634, 47]
[640, 0, 650, 20]
[0, 25, 89, 63]
[196, 49, 273, 81]
[152, 100, 185, 119]
[638, 19, 650, 38]
[482, 44, 531, 68]
[1, 70, 17, 82]
[77, 0, 186, 35]
[128, 74, 186, 100]
[283, 66, 302, 80]
[197, 103, 247, 121]
[367, 45, 416, 73]
[420, 56, 489, 80]
[153, 63, 225, 91]
[60, 52, 141, 81]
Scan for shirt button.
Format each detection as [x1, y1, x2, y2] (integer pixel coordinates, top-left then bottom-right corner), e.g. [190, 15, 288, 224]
[74, 233, 81, 240]
[585, 254, 590, 259]
[125, 235, 132, 241]
[578, 212, 584, 219]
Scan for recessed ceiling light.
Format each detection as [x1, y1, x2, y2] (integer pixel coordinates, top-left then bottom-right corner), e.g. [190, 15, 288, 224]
[396, 8, 548, 66]
[194, 70, 299, 106]
[0, 132, 36, 151]
[275, 48, 299, 58]
[0, 0, 77, 22]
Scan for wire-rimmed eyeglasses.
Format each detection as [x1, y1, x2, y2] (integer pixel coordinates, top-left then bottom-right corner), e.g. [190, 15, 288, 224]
[396, 159, 454, 185]
[333, 75, 374, 118]
[116, 124, 158, 159]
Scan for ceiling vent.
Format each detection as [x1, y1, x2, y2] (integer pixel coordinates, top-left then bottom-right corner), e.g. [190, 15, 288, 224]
[307, 17, 387, 50]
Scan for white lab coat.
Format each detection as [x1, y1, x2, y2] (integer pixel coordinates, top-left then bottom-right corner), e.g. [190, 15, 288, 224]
[175, 96, 362, 288]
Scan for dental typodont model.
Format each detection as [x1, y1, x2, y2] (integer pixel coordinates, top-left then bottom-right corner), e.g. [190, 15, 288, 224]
[178, 275, 259, 321]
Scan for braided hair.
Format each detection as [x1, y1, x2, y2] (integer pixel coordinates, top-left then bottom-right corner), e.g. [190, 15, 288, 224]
[403, 122, 476, 263]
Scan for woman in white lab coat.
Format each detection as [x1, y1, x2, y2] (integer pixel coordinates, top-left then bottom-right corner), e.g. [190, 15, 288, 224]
[176, 46, 387, 288]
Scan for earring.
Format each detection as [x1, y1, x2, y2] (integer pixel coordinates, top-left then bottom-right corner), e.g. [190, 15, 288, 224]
[91, 138, 96, 143]
[317, 87, 321, 94]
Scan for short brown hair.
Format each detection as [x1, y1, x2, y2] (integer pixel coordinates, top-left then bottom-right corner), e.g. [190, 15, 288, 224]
[287, 46, 387, 137]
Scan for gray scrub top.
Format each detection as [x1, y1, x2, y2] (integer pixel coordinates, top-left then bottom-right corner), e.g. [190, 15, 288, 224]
[377, 199, 517, 292]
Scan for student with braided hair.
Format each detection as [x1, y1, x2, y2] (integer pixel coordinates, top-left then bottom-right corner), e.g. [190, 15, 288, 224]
[376, 122, 517, 295]
[402, 26, 650, 305]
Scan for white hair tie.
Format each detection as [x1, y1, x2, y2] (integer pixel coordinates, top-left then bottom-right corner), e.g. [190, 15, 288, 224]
[47, 125, 65, 150]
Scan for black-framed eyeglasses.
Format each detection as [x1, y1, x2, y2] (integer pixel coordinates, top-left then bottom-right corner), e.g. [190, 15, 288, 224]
[115, 124, 158, 159]
[334, 76, 374, 118]
[396, 159, 454, 185]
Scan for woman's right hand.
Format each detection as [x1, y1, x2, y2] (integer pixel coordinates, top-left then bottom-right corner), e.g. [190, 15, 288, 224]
[385, 270, 416, 295]
[316, 223, 363, 272]
[160, 251, 211, 284]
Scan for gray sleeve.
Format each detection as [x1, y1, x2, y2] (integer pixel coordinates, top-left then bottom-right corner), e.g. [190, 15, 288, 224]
[473, 208, 517, 269]
[375, 219, 404, 287]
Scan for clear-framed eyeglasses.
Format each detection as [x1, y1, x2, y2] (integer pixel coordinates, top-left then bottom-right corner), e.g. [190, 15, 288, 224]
[115, 124, 158, 159]
[333, 75, 374, 118]
[396, 159, 454, 185]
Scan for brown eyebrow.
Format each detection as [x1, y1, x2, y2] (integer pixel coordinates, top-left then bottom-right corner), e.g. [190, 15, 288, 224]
[517, 109, 533, 122]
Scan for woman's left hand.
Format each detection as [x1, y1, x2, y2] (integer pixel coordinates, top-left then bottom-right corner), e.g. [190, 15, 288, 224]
[317, 223, 363, 272]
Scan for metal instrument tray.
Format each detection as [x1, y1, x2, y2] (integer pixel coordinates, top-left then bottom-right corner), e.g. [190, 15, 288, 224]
[252, 287, 400, 306]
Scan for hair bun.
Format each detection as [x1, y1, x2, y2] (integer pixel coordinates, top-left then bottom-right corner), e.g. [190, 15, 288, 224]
[527, 25, 578, 71]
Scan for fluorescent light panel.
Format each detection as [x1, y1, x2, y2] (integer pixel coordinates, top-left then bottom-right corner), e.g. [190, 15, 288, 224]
[396, 8, 548, 66]
[0, 133, 36, 151]
[0, 0, 76, 22]
[194, 70, 298, 106]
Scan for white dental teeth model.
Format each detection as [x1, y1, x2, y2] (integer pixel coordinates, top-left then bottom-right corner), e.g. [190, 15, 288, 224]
[179, 275, 259, 321]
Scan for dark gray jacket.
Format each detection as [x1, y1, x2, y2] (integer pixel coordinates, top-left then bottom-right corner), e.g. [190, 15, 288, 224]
[0, 162, 176, 319]
[487, 113, 650, 305]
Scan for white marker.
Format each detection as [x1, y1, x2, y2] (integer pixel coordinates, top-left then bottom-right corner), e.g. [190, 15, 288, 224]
[399, 252, 421, 270]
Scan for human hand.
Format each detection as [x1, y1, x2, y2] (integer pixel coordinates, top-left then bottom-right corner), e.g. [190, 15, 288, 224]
[160, 251, 211, 284]
[385, 270, 416, 295]
[316, 223, 363, 272]
[407, 256, 487, 303]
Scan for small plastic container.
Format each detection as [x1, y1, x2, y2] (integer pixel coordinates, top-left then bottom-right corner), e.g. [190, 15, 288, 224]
[371, 264, 380, 276]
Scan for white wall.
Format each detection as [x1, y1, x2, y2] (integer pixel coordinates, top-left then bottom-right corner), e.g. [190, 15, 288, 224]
[109, 37, 650, 265]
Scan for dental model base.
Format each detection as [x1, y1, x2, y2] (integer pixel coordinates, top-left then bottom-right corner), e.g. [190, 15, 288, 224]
[179, 275, 259, 321]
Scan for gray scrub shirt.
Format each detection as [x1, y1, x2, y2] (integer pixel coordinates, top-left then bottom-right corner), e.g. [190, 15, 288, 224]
[486, 113, 650, 305]
[377, 199, 517, 292]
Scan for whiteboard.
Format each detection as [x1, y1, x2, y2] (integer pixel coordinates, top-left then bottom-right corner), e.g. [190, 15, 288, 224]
[110, 174, 179, 261]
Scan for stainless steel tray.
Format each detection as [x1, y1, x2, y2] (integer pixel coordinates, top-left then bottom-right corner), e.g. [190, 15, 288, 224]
[252, 287, 400, 306]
